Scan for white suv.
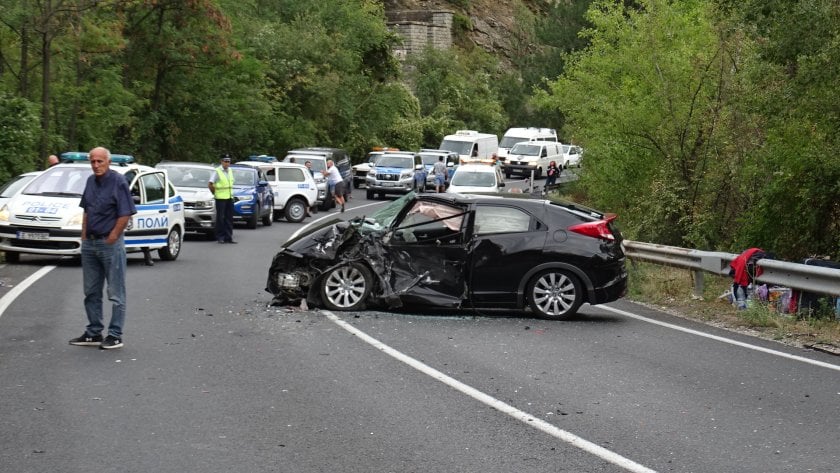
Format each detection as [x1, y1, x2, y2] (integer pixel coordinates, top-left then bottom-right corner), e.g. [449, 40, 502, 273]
[236, 161, 318, 223]
[0, 162, 185, 263]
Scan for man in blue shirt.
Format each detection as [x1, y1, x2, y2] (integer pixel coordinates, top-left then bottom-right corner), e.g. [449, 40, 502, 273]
[69, 147, 136, 350]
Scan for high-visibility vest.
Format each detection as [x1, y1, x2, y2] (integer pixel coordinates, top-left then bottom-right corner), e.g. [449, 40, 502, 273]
[213, 167, 234, 199]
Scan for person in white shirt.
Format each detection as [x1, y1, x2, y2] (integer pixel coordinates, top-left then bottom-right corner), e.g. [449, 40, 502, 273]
[325, 160, 346, 212]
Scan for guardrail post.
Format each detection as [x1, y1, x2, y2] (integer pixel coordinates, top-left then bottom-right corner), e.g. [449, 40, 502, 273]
[692, 269, 704, 299]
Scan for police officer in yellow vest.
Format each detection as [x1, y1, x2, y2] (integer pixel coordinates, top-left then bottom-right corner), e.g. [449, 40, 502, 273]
[208, 154, 236, 243]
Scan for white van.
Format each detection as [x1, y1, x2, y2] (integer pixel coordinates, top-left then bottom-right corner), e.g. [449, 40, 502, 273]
[439, 130, 499, 165]
[503, 140, 563, 179]
[561, 144, 583, 168]
[0, 162, 185, 263]
[497, 127, 558, 159]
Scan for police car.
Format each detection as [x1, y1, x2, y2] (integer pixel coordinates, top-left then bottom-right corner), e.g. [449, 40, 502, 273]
[0, 157, 185, 263]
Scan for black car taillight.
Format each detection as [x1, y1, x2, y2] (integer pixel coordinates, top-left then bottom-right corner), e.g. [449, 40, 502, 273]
[568, 214, 617, 241]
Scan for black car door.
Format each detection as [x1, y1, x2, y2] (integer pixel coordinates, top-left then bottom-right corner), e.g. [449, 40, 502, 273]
[467, 203, 548, 306]
[383, 200, 469, 308]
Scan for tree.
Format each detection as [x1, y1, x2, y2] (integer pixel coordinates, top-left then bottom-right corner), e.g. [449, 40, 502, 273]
[534, 0, 760, 250]
[408, 46, 507, 147]
[0, 94, 39, 181]
[724, 0, 840, 259]
[233, 0, 410, 160]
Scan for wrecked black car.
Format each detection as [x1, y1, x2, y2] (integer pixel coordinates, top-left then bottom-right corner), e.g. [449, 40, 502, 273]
[266, 192, 627, 320]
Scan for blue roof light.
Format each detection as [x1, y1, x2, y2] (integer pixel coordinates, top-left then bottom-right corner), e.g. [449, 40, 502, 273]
[60, 151, 135, 164]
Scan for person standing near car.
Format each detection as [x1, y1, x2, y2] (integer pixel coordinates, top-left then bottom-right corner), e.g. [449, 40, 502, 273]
[69, 147, 136, 350]
[545, 160, 560, 188]
[325, 159, 346, 212]
[209, 154, 236, 243]
[432, 155, 448, 193]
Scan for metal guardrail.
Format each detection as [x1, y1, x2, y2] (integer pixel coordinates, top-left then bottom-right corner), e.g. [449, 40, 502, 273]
[622, 240, 840, 298]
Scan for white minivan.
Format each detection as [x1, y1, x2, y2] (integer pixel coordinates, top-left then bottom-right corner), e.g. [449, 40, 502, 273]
[0, 162, 185, 263]
[439, 130, 499, 165]
[497, 127, 558, 159]
[503, 140, 563, 179]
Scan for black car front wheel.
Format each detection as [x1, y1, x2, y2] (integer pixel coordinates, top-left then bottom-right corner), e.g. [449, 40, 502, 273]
[320, 262, 373, 311]
[527, 269, 583, 320]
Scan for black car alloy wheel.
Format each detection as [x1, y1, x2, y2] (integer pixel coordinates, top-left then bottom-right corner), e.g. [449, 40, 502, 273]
[527, 269, 583, 319]
[320, 262, 373, 311]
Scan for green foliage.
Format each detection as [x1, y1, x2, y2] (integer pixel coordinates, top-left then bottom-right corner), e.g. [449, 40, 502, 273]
[724, 0, 840, 260]
[240, 0, 407, 159]
[0, 94, 39, 181]
[451, 13, 473, 42]
[534, 0, 760, 250]
[408, 47, 507, 146]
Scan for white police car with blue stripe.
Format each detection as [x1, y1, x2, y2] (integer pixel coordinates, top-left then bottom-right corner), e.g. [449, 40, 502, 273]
[0, 160, 185, 263]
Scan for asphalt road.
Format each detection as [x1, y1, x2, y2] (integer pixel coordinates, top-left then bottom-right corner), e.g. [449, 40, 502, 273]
[1, 184, 839, 473]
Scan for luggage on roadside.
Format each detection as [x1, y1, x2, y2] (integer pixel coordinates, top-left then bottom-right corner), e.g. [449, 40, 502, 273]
[794, 258, 840, 319]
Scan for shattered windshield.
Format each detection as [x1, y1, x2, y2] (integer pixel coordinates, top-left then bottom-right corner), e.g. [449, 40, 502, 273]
[359, 192, 415, 232]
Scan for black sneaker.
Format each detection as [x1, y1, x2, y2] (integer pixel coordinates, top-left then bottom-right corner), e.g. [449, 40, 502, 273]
[69, 333, 103, 346]
[99, 335, 124, 350]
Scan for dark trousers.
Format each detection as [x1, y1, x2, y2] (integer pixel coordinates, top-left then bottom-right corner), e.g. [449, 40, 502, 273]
[215, 198, 234, 242]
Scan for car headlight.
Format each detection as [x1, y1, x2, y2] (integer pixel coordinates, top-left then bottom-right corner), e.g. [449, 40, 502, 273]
[235, 195, 253, 203]
[401, 171, 412, 179]
[367, 170, 375, 177]
[194, 200, 214, 210]
[68, 210, 84, 226]
[0, 205, 9, 223]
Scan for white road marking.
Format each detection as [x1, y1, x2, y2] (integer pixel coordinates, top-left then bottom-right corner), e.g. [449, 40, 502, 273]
[0, 266, 56, 319]
[325, 311, 658, 473]
[599, 305, 840, 372]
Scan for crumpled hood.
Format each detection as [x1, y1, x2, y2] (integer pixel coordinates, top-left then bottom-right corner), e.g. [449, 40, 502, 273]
[282, 219, 354, 260]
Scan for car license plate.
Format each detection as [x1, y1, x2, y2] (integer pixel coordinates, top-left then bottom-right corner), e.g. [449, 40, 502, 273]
[17, 231, 49, 241]
[382, 182, 396, 187]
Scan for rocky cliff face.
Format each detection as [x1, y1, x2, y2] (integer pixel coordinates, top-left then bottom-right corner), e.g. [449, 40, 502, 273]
[384, 0, 537, 65]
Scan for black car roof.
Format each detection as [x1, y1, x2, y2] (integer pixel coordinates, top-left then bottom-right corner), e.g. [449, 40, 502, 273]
[421, 192, 606, 220]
